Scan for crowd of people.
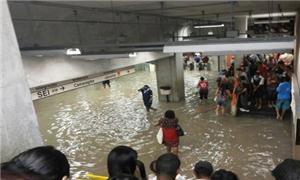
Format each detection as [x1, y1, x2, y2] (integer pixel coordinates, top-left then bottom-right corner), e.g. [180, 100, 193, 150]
[1, 145, 300, 180]
[193, 53, 293, 117]
[183, 53, 210, 71]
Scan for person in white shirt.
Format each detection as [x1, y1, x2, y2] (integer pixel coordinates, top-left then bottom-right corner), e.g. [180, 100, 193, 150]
[251, 70, 265, 109]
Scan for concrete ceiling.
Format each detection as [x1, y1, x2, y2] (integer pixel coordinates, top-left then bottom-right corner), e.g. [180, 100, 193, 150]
[7, 1, 300, 54]
[43, 1, 300, 20]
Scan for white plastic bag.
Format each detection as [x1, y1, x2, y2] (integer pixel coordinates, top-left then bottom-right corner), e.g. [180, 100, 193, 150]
[214, 96, 218, 102]
[156, 128, 163, 144]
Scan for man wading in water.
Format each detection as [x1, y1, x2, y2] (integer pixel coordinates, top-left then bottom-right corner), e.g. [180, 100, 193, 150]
[138, 85, 157, 112]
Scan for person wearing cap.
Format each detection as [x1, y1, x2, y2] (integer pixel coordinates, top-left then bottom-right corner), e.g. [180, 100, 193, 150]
[138, 85, 156, 112]
[193, 161, 213, 180]
[251, 70, 265, 109]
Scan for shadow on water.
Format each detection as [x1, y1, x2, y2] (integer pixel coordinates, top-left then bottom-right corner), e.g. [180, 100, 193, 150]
[33, 70, 291, 180]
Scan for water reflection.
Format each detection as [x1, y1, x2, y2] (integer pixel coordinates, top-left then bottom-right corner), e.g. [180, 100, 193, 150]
[34, 70, 291, 180]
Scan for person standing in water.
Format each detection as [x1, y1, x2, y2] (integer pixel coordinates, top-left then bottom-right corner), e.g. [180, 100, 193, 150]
[138, 85, 156, 112]
[197, 76, 209, 101]
[155, 110, 180, 155]
[102, 80, 111, 88]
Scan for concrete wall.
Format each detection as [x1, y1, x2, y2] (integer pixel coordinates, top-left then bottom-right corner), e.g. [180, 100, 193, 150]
[0, 0, 43, 162]
[22, 52, 172, 88]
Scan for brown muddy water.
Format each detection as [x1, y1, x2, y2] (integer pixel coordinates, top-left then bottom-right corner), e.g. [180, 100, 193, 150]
[33, 70, 292, 180]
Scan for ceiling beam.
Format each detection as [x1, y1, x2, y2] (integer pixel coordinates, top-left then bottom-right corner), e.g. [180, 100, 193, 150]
[9, 1, 200, 22]
[163, 37, 295, 55]
[174, 10, 252, 18]
[131, 2, 232, 12]
[12, 17, 179, 26]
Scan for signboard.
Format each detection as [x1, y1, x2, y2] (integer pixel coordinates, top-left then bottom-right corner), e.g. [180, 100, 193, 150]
[31, 68, 135, 100]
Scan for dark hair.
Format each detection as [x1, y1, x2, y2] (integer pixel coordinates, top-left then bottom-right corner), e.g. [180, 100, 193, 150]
[1, 146, 70, 180]
[1, 170, 44, 180]
[107, 146, 146, 180]
[272, 159, 300, 180]
[194, 161, 213, 178]
[164, 110, 175, 119]
[211, 169, 239, 180]
[152, 153, 180, 180]
[200, 77, 204, 81]
[280, 75, 290, 83]
[239, 76, 246, 81]
[278, 61, 284, 65]
[109, 174, 139, 180]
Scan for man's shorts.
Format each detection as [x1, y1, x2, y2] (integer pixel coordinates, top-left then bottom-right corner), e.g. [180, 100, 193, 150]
[276, 99, 290, 110]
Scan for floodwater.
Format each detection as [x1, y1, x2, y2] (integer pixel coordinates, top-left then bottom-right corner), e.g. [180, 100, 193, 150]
[33, 70, 292, 180]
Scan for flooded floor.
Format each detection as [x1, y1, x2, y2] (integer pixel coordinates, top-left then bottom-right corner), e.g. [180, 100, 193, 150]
[33, 70, 292, 180]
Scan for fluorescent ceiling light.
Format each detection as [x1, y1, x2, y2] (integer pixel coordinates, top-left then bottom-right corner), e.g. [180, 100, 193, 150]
[254, 19, 290, 24]
[129, 52, 137, 57]
[194, 24, 224, 29]
[66, 48, 81, 55]
[251, 12, 296, 18]
[163, 39, 295, 55]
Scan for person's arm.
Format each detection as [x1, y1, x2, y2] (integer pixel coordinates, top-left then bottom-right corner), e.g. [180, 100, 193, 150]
[215, 89, 219, 96]
[149, 90, 153, 101]
[276, 83, 281, 93]
[154, 119, 162, 127]
[259, 76, 264, 86]
[251, 78, 256, 89]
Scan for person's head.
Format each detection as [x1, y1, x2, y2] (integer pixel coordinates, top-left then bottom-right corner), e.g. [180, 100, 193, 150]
[200, 77, 205, 81]
[211, 169, 238, 180]
[107, 146, 137, 177]
[109, 174, 139, 180]
[193, 161, 213, 179]
[272, 159, 300, 180]
[150, 153, 181, 180]
[279, 75, 290, 83]
[278, 60, 284, 66]
[1, 146, 70, 180]
[143, 85, 150, 89]
[107, 146, 146, 180]
[239, 75, 246, 82]
[255, 70, 260, 75]
[164, 110, 175, 119]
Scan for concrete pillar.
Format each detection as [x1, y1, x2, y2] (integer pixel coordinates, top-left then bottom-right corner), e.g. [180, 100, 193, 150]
[234, 16, 248, 70]
[218, 56, 226, 71]
[291, 10, 300, 160]
[155, 53, 185, 102]
[235, 16, 248, 38]
[0, 0, 43, 162]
